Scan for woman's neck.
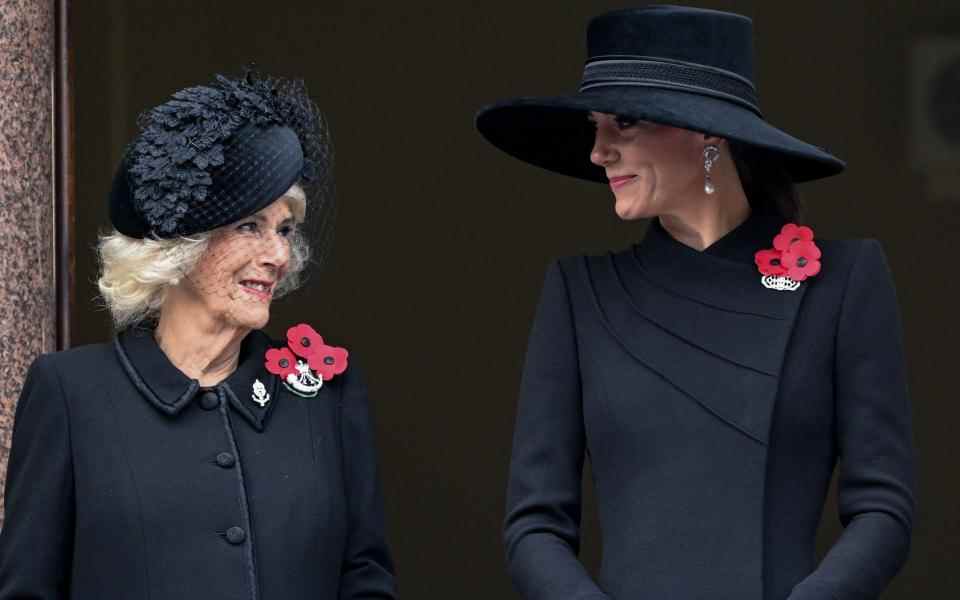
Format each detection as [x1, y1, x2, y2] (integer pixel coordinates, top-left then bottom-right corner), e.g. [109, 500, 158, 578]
[658, 179, 752, 251]
[154, 301, 249, 388]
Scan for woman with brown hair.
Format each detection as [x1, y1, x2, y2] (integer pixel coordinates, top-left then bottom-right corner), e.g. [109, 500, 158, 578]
[476, 6, 915, 600]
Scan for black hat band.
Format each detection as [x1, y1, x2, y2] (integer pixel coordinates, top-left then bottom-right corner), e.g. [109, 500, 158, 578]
[579, 56, 762, 116]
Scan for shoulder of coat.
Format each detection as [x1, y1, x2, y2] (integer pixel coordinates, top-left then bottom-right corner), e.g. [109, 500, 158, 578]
[815, 237, 876, 281]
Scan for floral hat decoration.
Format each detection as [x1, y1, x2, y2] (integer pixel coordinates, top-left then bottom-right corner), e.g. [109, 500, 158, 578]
[755, 223, 822, 291]
[108, 69, 336, 266]
[265, 323, 348, 398]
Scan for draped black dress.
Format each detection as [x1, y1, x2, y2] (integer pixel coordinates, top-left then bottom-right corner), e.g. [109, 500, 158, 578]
[504, 214, 915, 600]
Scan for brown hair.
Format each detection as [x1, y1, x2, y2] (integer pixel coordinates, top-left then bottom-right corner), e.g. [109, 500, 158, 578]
[728, 140, 802, 222]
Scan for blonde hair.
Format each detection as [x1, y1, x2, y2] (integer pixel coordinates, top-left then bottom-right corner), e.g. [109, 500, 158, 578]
[98, 184, 310, 329]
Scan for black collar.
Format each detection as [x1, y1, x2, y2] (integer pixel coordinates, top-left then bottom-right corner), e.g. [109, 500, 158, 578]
[645, 212, 788, 265]
[633, 213, 792, 318]
[115, 327, 280, 432]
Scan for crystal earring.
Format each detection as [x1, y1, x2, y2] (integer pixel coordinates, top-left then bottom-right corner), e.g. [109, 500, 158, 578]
[703, 144, 720, 194]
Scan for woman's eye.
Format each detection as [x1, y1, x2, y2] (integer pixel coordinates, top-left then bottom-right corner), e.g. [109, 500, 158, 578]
[615, 115, 639, 129]
[278, 225, 294, 238]
[237, 222, 258, 233]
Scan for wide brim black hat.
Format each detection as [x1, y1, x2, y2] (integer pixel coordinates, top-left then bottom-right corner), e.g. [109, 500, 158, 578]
[475, 6, 845, 183]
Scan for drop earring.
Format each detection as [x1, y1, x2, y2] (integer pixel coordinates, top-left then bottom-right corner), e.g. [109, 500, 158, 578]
[703, 144, 720, 194]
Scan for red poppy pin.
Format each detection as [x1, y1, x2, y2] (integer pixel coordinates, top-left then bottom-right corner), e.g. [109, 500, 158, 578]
[264, 323, 349, 398]
[754, 223, 822, 291]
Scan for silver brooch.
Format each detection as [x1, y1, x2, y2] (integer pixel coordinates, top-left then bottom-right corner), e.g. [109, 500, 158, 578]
[760, 275, 802, 291]
[251, 378, 271, 407]
[283, 360, 323, 398]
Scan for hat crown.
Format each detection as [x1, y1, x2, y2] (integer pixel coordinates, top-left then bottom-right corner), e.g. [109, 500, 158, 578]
[587, 5, 755, 83]
[175, 124, 304, 235]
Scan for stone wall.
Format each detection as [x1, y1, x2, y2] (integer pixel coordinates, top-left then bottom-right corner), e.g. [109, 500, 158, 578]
[0, 0, 57, 521]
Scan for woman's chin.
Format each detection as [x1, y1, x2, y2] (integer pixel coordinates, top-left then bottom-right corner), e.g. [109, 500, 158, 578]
[225, 305, 271, 331]
[613, 196, 651, 221]
[246, 311, 271, 331]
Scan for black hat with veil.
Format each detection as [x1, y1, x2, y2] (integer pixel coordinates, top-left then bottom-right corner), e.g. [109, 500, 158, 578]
[109, 69, 336, 272]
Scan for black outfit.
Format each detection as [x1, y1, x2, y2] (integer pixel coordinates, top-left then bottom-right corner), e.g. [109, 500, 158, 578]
[0, 328, 396, 600]
[505, 215, 915, 600]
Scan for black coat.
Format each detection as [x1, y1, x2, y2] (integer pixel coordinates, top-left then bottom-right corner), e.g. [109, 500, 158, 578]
[505, 215, 916, 600]
[0, 327, 397, 600]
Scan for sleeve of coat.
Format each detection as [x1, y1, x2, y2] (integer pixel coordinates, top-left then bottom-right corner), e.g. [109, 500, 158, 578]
[0, 354, 75, 599]
[504, 260, 610, 600]
[788, 240, 916, 600]
[337, 362, 398, 600]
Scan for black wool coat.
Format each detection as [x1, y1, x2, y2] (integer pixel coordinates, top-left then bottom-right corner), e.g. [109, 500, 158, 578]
[504, 215, 916, 600]
[0, 327, 397, 600]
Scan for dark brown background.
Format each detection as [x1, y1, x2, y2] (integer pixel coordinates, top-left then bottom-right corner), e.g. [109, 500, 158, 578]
[71, 1, 957, 598]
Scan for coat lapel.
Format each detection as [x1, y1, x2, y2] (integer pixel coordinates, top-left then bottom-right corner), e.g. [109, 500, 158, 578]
[117, 327, 280, 431]
[115, 327, 198, 415]
[584, 215, 809, 445]
[222, 331, 280, 432]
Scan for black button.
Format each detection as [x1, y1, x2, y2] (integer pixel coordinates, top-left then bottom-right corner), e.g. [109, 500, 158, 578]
[199, 391, 219, 410]
[225, 526, 246, 545]
[215, 452, 236, 468]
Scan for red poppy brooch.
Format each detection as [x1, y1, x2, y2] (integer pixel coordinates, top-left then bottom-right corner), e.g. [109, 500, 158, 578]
[263, 323, 349, 398]
[754, 223, 822, 291]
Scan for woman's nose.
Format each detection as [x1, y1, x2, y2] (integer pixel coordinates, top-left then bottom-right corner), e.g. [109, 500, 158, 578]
[257, 232, 290, 271]
[589, 126, 619, 167]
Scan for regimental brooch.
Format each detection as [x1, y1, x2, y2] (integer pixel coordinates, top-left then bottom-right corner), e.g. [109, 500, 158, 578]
[754, 223, 822, 291]
[263, 323, 349, 398]
[251, 378, 271, 407]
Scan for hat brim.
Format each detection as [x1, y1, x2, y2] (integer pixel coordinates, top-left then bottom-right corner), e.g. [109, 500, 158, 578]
[475, 87, 845, 183]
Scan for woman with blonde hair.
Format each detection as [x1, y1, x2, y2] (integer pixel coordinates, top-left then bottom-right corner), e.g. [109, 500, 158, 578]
[0, 72, 397, 600]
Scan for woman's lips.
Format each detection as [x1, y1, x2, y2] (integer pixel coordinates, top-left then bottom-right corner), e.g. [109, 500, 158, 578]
[608, 175, 637, 190]
[239, 280, 274, 302]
